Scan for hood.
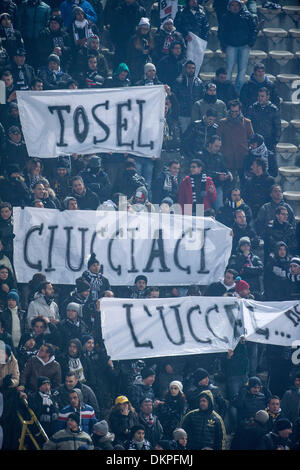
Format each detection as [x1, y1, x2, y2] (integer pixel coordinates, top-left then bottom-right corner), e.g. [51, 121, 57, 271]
[274, 241, 288, 258]
[133, 185, 148, 203]
[199, 389, 214, 413]
[133, 376, 149, 387]
[72, 387, 83, 407]
[114, 62, 130, 76]
[227, 0, 243, 10]
[68, 338, 83, 357]
[37, 355, 55, 367]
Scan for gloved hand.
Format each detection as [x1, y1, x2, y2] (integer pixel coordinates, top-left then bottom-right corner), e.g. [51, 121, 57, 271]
[2, 374, 13, 389]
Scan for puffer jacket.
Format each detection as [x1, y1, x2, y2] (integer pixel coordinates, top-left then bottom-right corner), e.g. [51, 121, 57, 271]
[185, 382, 227, 418]
[43, 427, 94, 450]
[240, 73, 280, 113]
[233, 387, 269, 423]
[19, 0, 51, 40]
[218, 6, 258, 49]
[181, 390, 226, 450]
[27, 292, 60, 328]
[0, 352, 19, 388]
[246, 102, 281, 150]
[174, 75, 205, 118]
[174, 5, 209, 41]
[128, 376, 155, 411]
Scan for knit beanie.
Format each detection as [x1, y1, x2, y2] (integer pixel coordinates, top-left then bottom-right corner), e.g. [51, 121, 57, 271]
[144, 62, 156, 74]
[135, 275, 148, 284]
[81, 335, 94, 346]
[248, 376, 262, 389]
[169, 380, 183, 393]
[50, 15, 63, 27]
[238, 236, 251, 248]
[48, 53, 60, 65]
[173, 428, 187, 441]
[67, 412, 80, 425]
[115, 62, 130, 76]
[194, 368, 209, 383]
[255, 410, 269, 425]
[7, 289, 19, 304]
[88, 252, 100, 269]
[37, 376, 51, 389]
[75, 277, 90, 293]
[235, 279, 250, 294]
[274, 418, 292, 432]
[141, 367, 155, 379]
[290, 257, 300, 267]
[138, 17, 150, 28]
[66, 302, 81, 314]
[87, 35, 99, 47]
[93, 420, 109, 436]
[130, 424, 145, 438]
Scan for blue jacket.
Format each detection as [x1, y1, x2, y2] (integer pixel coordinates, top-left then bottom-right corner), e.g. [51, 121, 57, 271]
[60, 0, 97, 29]
[57, 404, 97, 435]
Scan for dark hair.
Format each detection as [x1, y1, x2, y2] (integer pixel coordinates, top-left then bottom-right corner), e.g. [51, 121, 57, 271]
[1, 69, 12, 78]
[31, 316, 47, 328]
[205, 108, 217, 117]
[87, 54, 97, 60]
[204, 208, 215, 217]
[228, 99, 241, 109]
[0, 202, 12, 211]
[269, 395, 280, 402]
[275, 206, 288, 215]
[216, 67, 227, 76]
[253, 157, 267, 172]
[185, 60, 195, 67]
[225, 268, 238, 278]
[32, 78, 43, 87]
[231, 187, 240, 193]
[146, 286, 160, 296]
[32, 180, 44, 189]
[207, 134, 221, 146]
[65, 371, 77, 379]
[38, 281, 51, 293]
[258, 87, 270, 96]
[254, 62, 265, 71]
[72, 175, 84, 184]
[234, 209, 246, 218]
[43, 343, 54, 357]
[190, 159, 204, 168]
[168, 160, 180, 167]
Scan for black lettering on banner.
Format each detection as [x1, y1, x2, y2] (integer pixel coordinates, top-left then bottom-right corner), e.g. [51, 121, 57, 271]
[24, 224, 43, 270]
[64, 226, 88, 271]
[117, 100, 134, 149]
[143, 229, 170, 273]
[187, 305, 211, 343]
[284, 304, 300, 327]
[205, 304, 229, 343]
[48, 105, 71, 147]
[144, 306, 153, 317]
[128, 228, 138, 273]
[92, 101, 110, 144]
[156, 305, 185, 345]
[245, 304, 269, 339]
[108, 230, 122, 276]
[174, 231, 191, 274]
[224, 302, 244, 339]
[73, 106, 89, 143]
[197, 228, 210, 274]
[124, 303, 153, 349]
[90, 228, 107, 254]
[45, 225, 58, 272]
[136, 100, 154, 150]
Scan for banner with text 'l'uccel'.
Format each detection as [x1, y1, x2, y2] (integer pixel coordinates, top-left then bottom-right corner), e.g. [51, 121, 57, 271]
[101, 297, 300, 360]
[16, 86, 165, 158]
[13, 207, 232, 286]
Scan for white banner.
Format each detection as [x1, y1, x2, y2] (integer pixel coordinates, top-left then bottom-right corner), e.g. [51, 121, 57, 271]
[160, 0, 178, 22]
[13, 207, 232, 286]
[101, 297, 300, 360]
[186, 32, 207, 77]
[16, 86, 165, 158]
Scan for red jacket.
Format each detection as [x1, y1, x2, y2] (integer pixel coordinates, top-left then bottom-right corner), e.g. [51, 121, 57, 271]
[178, 175, 217, 215]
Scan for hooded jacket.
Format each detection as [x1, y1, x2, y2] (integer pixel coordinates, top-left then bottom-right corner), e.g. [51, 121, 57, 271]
[43, 425, 94, 450]
[56, 338, 92, 384]
[174, 3, 209, 41]
[181, 389, 226, 450]
[233, 380, 270, 423]
[246, 101, 281, 150]
[240, 72, 281, 113]
[19, 0, 51, 40]
[128, 376, 155, 411]
[256, 200, 296, 238]
[157, 42, 185, 89]
[264, 242, 291, 301]
[57, 387, 97, 435]
[218, 2, 258, 49]
[60, 0, 97, 30]
[174, 74, 205, 118]
[54, 381, 100, 418]
[185, 381, 227, 419]
[27, 292, 59, 328]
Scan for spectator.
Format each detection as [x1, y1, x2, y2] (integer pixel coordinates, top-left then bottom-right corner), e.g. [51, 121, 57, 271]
[105, 61, 131, 88]
[135, 62, 162, 86]
[79, 155, 111, 203]
[230, 410, 269, 450]
[126, 17, 154, 84]
[240, 62, 280, 114]
[0, 265, 16, 309]
[108, 395, 139, 446]
[0, 343, 19, 389]
[138, 397, 164, 448]
[60, 0, 97, 30]
[37, 53, 71, 89]
[0, 12, 23, 59]
[243, 157, 275, 219]
[128, 275, 148, 299]
[191, 82, 227, 124]
[174, 0, 209, 45]
[21, 316, 58, 350]
[152, 17, 184, 65]
[182, 109, 219, 160]
[69, 6, 98, 60]
[266, 396, 285, 432]
[37, 14, 72, 70]
[178, 158, 217, 215]
[156, 381, 187, 439]
[56, 338, 92, 384]
[264, 206, 297, 260]
[231, 209, 259, 253]
[128, 366, 156, 410]
[0, 289, 26, 348]
[23, 158, 43, 189]
[29, 181, 58, 209]
[243, 133, 278, 179]
[213, 66, 237, 106]
[152, 160, 180, 205]
[217, 99, 254, 184]
[3, 125, 29, 173]
[157, 40, 184, 90]
[113, 158, 146, 198]
[264, 242, 291, 301]
[124, 423, 151, 450]
[75, 34, 109, 78]
[218, 0, 257, 93]
[43, 412, 94, 449]
[92, 420, 115, 450]
[18, 343, 61, 392]
[56, 303, 90, 350]
[82, 252, 111, 302]
[234, 278, 255, 299]
[56, 387, 97, 435]
[0, 164, 30, 207]
[16, 332, 38, 372]
[0, 2, 17, 30]
[232, 376, 270, 425]
[287, 257, 300, 301]
[27, 376, 59, 437]
[205, 268, 237, 296]
[0, 69, 16, 105]
[63, 196, 78, 210]
[27, 281, 59, 328]
[259, 418, 293, 450]
[50, 160, 71, 202]
[181, 389, 226, 450]
[0, 318, 14, 352]
[71, 175, 100, 210]
[0, 237, 14, 276]
[217, 187, 253, 228]
[246, 87, 281, 152]
[281, 371, 300, 426]
[173, 60, 205, 134]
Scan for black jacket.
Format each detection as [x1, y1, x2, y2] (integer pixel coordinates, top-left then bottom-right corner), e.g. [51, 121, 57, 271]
[240, 74, 281, 113]
[173, 75, 205, 118]
[0, 25, 23, 58]
[201, 149, 230, 188]
[259, 431, 293, 450]
[185, 382, 227, 418]
[37, 26, 72, 68]
[79, 168, 111, 203]
[152, 168, 180, 204]
[174, 6, 209, 41]
[264, 219, 297, 258]
[204, 281, 235, 297]
[246, 102, 281, 150]
[181, 390, 226, 450]
[0, 175, 31, 207]
[243, 173, 275, 218]
[54, 382, 100, 418]
[157, 53, 184, 90]
[181, 120, 219, 159]
[138, 412, 164, 448]
[10, 62, 36, 90]
[108, 0, 145, 45]
[213, 78, 237, 106]
[27, 390, 59, 437]
[156, 393, 187, 440]
[232, 222, 259, 253]
[109, 408, 139, 445]
[264, 243, 291, 301]
[72, 187, 99, 210]
[218, 7, 258, 49]
[233, 387, 270, 423]
[229, 251, 263, 294]
[113, 169, 147, 199]
[56, 318, 91, 351]
[217, 199, 253, 228]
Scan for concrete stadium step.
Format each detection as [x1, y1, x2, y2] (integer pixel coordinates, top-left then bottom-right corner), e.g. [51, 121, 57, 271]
[202, 49, 216, 72]
[279, 166, 300, 192]
[281, 6, 300, 30]
[283, 191, 300, 217]
[289, 28, 300, 53]
[205, 3, 218, 27]
[207, 26, 219, 51]
[279, 120, 290, 143]
[263, 28, 289, 52]
[199, 71, 251, 84]
[258, 6, 283, 29]
[267, 51, 297, 75]
[276, 74, 300, 101]
[248, 50, 268, 73]
[290, 120, 300, 146]
[276, 143, 299, 167]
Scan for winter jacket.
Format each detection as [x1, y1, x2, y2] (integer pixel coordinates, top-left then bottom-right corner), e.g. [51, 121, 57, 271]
[56, 318, 91, 351]
[92, 431, 115, 449]
[72, 187, 99, 210]
[43, 426, 94, 449]
[240, 73, 280, 113]
[79, 168, 111, 203]
[27, 293, 60, 328]
[231, 222, 259, 253]
[153, 28, 184, 64]
[217, 199, 253, 228]
[57, 403, 97, 435]
[113, 169, 147, 198]
[126, 31, 154, 84]
[259, 431, 292, 450]
[213, 78, 237, 106]
[185, 382, 227, 418]
[218, 7, 257, 49]
[246, 102, 281, 150]
[264, 243, 291, 301]
[107, 0, 145, 46]
[157, 53, 184, 90]
[27, 390, 59, 437]
[18, 0, 51, 40]
[156, 393, 187, 439]
[152, 168, 180, 204]
[243, 147, 278, 179]
[0, 307, 26, 338]
[37, 26, 72, 68]
[10, 62, 35, 90]
[0, 25, 23, 58]
[204, 280, 236, 297]
[4, 140, 29, 172]
[243, 173, 275, 219]
[60, 0, 97, 30]
[37, 66, 72, 90]
[178, 174, 217, 214]
[174, 75, 205, 118]
[0, 176, 31, 207]
[174, 5, 209, 41]
[54, 382, 100, 417]
[256, 200, 296, 237]
[56, 350, 92, 385]
[222, 340, 249, 379]
[217, 115, 254, 170]
[109, 408, 139, 445]
[281, 386, 300, 425]
[75, 48, 109, 77]
[181, 390, 226, 450]
[0, 352, 19, 388]
[20, 355, 62, 392]
[201, 149, 230, 188]
[81, 269, 111, 302]
[182, 120, 219, 159]
[138, 412, 164, 447]
[230, 419, 268, 450]
[233, 387, 269, 423]
[128, 376, 155, 411]
[229, 251, 263, 294]
[191, 98, 227, 123]
[264, 219, 297, 258]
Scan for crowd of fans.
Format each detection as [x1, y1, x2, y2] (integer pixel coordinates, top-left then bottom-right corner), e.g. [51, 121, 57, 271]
[0, 0, 299, 451]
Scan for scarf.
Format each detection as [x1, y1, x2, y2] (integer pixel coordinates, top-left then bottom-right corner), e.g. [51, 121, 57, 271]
[66, 318, 80, 328]
[133, 439, 145, 450]
[163, 168, 177, 192]
[39, 391, 53, 408]
[228, 198, 244, 209]
[204, 94, 217, 104]
[4, 25, 14, 36]
[250, 142, 269, 168]
[190, 173, 207, 205]
[10, 306, 21, 347]
[73, 20, 92, 43]
[68, 356, 85, 382]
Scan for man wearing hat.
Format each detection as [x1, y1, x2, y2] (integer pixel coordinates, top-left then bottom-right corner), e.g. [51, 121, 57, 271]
[138, 397, 163, 447]
[244, 133, 278, 180]
[259, 418, 293, 450]
[0, 289, 26, 348]
[191, 82, 227, 124]
[79, 155, 111, 203]
[233, 376, 271, 426]
[128, 275, 148, 299]
[4, 125, 28, 173]
[43, 411, 94, 449]
[152, 17, 184, 65]
[27, 376, 59, 437]
[82, 252, 111, 302]
[0, 12, 23, 58]
[231, 209, 259, 254]
[60, 0, 97, 30]
[37, 14, 72, 70]
[37, 53, 71, 89]
[56, 302, 90, 348]
[128, 367, 156, 410]
[50, 160, 72, 203]
[75, 34, 109, 78]
[135, 62, 162, 86]
[11, 47, 35, 90]
[230, 409, 269, 450]
[62, 276, 91, 318]
[92, 419, 115, 449]
[125, 423, 151, 449]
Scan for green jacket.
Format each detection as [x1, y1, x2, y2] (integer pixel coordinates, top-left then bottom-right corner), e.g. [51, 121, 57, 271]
[19, 1, 51, 39]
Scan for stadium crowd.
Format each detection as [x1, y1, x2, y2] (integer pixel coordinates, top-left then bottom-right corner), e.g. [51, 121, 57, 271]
[0, 0, 299, 451]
